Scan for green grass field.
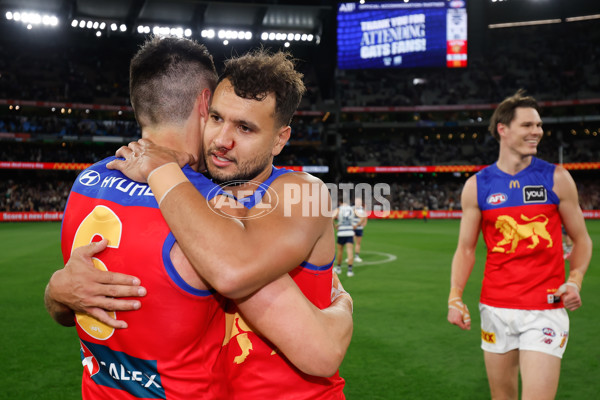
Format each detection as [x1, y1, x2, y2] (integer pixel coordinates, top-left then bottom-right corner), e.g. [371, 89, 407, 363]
[1, 220, 598, 399]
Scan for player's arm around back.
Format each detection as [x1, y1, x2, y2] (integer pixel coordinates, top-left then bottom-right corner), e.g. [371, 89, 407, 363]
[554, 166, 592, 310]
[159, 172, 334, 299]
[235, 273, 353, 377]
[448, 176, 481, 330]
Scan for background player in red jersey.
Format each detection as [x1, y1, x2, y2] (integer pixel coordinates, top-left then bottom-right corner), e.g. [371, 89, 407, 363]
[108, 48, 348, 399]
[447, 90, 592, 400]
[45, 37, 353, 399]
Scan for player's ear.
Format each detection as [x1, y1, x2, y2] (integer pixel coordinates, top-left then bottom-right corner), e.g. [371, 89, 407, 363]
[272, 125, 291, 156]
[497, 122, 507, 139]
[198, 88, 211, 120]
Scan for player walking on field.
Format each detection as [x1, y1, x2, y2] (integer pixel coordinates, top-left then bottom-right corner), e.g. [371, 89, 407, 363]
[333, 200, 357, 277]
[447, 89, 592, 400]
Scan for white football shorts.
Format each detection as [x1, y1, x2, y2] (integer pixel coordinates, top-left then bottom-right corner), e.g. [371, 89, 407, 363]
[479, 303, 569, 359]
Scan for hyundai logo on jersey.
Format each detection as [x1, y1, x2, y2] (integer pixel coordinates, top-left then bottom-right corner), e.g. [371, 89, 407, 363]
[79, 339, 166, 399]
[78, 170, 101, 187]
[486, 193, 507, 206]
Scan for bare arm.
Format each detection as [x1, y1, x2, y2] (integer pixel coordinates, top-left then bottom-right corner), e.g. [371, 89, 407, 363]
[169, 177, 329, 298]
[447, 176, 481, 330]
[45, 240, 146, 329]
[108, 139, 335, 298]
[44, 280, 75, 327]
[553, 166, 593, 311]
[235, 273, 353, 377]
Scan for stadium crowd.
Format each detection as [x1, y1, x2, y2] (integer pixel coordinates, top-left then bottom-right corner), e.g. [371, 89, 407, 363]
[340, 127, 600, 167]
[336, 21, 600, 107]
[1, 18, 598, 215]
[2, 170, 598, 213]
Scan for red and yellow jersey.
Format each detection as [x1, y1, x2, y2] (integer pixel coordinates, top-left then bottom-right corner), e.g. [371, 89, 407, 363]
[476, 157, 564, 310]
[213, 166, 345, 399]
[215, 260, 345, 400]
[61, 157, 225, 400]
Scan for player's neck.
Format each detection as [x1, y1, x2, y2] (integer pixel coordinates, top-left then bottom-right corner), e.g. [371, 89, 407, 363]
[496, 150, 533, 176]
[141, 127, 202, 172]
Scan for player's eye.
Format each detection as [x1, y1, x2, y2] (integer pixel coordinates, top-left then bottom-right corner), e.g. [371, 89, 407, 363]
[239, 125, 252, 133]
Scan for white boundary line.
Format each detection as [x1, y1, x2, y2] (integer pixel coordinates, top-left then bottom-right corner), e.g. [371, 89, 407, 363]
[354, 250, 397, 266]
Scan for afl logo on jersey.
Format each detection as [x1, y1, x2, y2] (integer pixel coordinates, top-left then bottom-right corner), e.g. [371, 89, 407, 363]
[208, 180, 279, 220]
[486, 193, 507, 206]
[78, 170, 101, 186]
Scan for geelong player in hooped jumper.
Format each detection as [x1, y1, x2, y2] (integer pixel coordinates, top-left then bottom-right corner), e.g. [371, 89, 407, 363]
[447, 89, 592, 400]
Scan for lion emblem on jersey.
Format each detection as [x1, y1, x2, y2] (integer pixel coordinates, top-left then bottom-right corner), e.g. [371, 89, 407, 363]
[492, 214, 553, 254]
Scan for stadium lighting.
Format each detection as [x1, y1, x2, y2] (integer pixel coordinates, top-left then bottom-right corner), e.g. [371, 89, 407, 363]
[6, 10, 58, 29]
[213, 29, 252, 41]
[142, 24, 190, 38]
[71, 19, 78, 27]
[119, 24, 127, 32]
[261, 31, 314, 43]
[111, 23, 118, 31]
[96, 31, 102, 37]
[201, 29, 214, 38]
[284, 42, 290, 48]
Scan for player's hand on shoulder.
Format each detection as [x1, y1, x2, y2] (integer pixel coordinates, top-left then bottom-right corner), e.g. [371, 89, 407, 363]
[107, 138, 197, 182]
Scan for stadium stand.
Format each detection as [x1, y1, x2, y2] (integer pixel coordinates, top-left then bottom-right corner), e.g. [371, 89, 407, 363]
[0, 4, 598, 217]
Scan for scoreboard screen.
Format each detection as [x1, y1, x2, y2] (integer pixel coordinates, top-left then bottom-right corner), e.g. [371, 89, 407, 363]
[337, 0, 468, 70]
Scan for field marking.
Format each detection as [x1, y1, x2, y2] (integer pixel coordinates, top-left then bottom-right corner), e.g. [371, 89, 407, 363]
[355, 250, 397, 266]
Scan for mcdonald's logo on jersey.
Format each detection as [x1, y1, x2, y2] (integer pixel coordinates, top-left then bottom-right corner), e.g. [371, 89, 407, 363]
[509, 180, 520, 189]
